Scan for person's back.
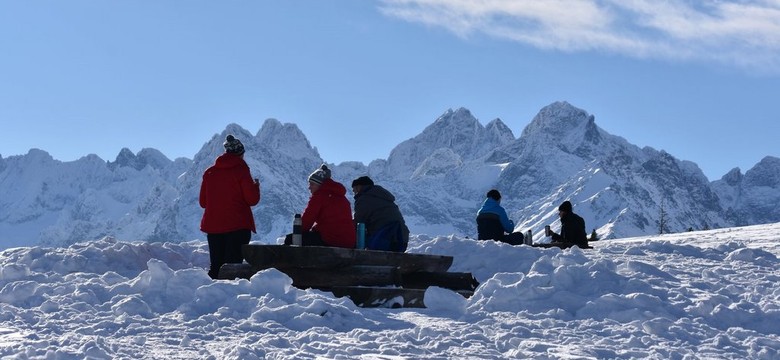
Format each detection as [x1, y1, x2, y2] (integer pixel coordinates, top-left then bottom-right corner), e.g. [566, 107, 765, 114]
[560, 211, 588, 247]
[549, 200, 588, 248]
[476, 189, 524, 245]
[352, 177, 409, 252]
[476, 212, 504, 241]
[200, 153, 259, 234]
[199, 135, 261, 279]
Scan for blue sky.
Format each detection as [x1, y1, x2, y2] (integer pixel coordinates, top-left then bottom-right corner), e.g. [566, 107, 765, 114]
[1, 0, 778, 180]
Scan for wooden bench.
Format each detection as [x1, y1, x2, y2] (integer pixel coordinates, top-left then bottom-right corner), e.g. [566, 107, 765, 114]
[218, 245, 479, 308]
[532, 242, 593, 249]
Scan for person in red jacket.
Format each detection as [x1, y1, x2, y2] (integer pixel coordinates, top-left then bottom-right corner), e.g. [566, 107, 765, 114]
[200, 135, 261, 279]
[285, 164, 356, 248]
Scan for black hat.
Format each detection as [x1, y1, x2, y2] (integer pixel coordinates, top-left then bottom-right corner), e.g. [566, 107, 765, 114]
[352, 176, 374, 187]
[487, 189, 501, 201]
[223, 135, 245, 155]
[308, 164, 331, 185]
[558, 201, 572, 212]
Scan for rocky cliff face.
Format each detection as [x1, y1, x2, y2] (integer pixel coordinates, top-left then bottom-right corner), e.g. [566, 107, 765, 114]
[712, 156, 780, 226]
[1, 102, 777, 248]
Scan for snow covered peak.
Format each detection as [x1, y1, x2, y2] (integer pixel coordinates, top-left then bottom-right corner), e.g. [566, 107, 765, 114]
[109, 148, 172, 171]
[433, 107, 477, 126]
[743, 156, 780, 188]
[520, 101, 599, 153]
[23, 148, 56, 163]
[721, 167, 744, 186]
[713, 156, 780, 226]
[385, 108, 513, 179]
[484, 118, 515, 144]
[136, 148, 173, 169]
[256, 118, 319, 160]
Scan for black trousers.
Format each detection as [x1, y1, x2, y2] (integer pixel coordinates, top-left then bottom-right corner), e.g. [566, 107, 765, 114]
[503, 232, 525, 246]
[481, 232, 525, 246]
[284, 231, 326, 246]
[207, 229, 251, 279]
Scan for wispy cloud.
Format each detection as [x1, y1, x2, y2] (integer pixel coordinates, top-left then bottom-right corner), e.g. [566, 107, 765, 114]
[378, 0, 780, 74]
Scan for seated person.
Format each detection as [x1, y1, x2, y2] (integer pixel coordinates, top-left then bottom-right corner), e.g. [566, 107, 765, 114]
[547, 200, 588, 248]
[476, 189, 525, 245]
[351, 176, 409, 252]
[284, 164, 356, 248]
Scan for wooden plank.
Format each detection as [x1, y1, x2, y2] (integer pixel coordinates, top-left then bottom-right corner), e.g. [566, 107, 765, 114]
[401, 271, 479, 291]
[218, 263, 402, 288]
[532, 243, 593, 249]
[280, 265, 401, 288]
[331, 286, 475, 308]
[219, 263, 480, 308]
[332, 286, 425, 308]
[218, 263, 255, 280]
[242, 245, 453, 273]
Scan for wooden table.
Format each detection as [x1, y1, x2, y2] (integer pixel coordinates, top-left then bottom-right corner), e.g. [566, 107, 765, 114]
[218, 245, 478, 308]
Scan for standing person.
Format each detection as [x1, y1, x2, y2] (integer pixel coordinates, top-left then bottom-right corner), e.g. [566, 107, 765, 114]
[199, 135, 261, 279]
[476, 189, 525, 245]
[547, 200, 588, 248]
[285, 164, 356, 248]
[351, 176, 409, 252]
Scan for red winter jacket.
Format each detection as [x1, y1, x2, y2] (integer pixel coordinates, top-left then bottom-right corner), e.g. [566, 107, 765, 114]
[302, 178, 356, 248]
[199, 153, 260, 234]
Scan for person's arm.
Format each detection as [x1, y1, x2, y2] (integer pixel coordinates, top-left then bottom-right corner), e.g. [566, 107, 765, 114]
[497, 207, 515, 233]
[353, 197, 368, 224]
[199, 173, 208, 209]
[301, 194, 323, 231]
[239, 166, 260, 206]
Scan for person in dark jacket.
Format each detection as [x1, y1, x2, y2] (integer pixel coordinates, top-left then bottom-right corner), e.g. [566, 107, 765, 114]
[351, 176, 409, 252]
[548, 200, 588, 248]
[476, 189, 525, 245]
[200, 135, 261, 279]
[285, 164, 356, 248]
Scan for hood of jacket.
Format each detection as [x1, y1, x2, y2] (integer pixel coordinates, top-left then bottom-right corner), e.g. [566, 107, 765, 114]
[355, 185, 395, 202]
[213, 153, 246, 169]
[316, 178, 347, 197]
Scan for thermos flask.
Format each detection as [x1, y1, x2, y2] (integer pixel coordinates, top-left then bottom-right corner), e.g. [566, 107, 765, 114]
[292, 214, 302, 246]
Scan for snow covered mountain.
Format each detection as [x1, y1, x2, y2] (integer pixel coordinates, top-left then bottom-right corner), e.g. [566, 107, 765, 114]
[1, 102, 778, 248]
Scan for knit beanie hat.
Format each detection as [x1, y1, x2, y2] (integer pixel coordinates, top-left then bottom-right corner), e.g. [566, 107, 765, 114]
[351, 176, 374, 187]
[223, 135, 245, 155]
[308, 164, 331, 185]
[558, 200, 573, 212]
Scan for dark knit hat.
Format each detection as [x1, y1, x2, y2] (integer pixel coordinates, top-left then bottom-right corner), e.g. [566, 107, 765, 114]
[223, 135, 245, 155]
[487, 189, 501, 201]
[558, 200, 573, 212]
[351, 176, 374, 187]
[308, 164, 331, 185]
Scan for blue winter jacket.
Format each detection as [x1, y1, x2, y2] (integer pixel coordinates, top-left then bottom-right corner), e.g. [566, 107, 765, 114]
[477, 198, 515, 233]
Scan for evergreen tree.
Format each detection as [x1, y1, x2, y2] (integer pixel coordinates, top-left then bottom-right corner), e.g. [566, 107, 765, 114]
[657, 198, 669, 234]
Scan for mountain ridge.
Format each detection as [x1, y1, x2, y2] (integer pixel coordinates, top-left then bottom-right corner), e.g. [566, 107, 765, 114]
[1, 101, 778, 248]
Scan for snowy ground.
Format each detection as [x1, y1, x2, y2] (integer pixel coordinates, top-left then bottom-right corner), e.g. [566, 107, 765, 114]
[1, 223, 779, 359]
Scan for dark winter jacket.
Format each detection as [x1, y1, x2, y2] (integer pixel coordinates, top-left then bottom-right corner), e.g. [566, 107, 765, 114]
[551, 212, 588, 247]
[477, 198, 515, 233]
[353, 185, 409, 250]
[199, 153, 260, 234]
[302, 178, 356, 248]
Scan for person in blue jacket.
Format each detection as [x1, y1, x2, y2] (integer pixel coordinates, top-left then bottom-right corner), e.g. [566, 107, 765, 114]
[476, 189, 525, 245]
